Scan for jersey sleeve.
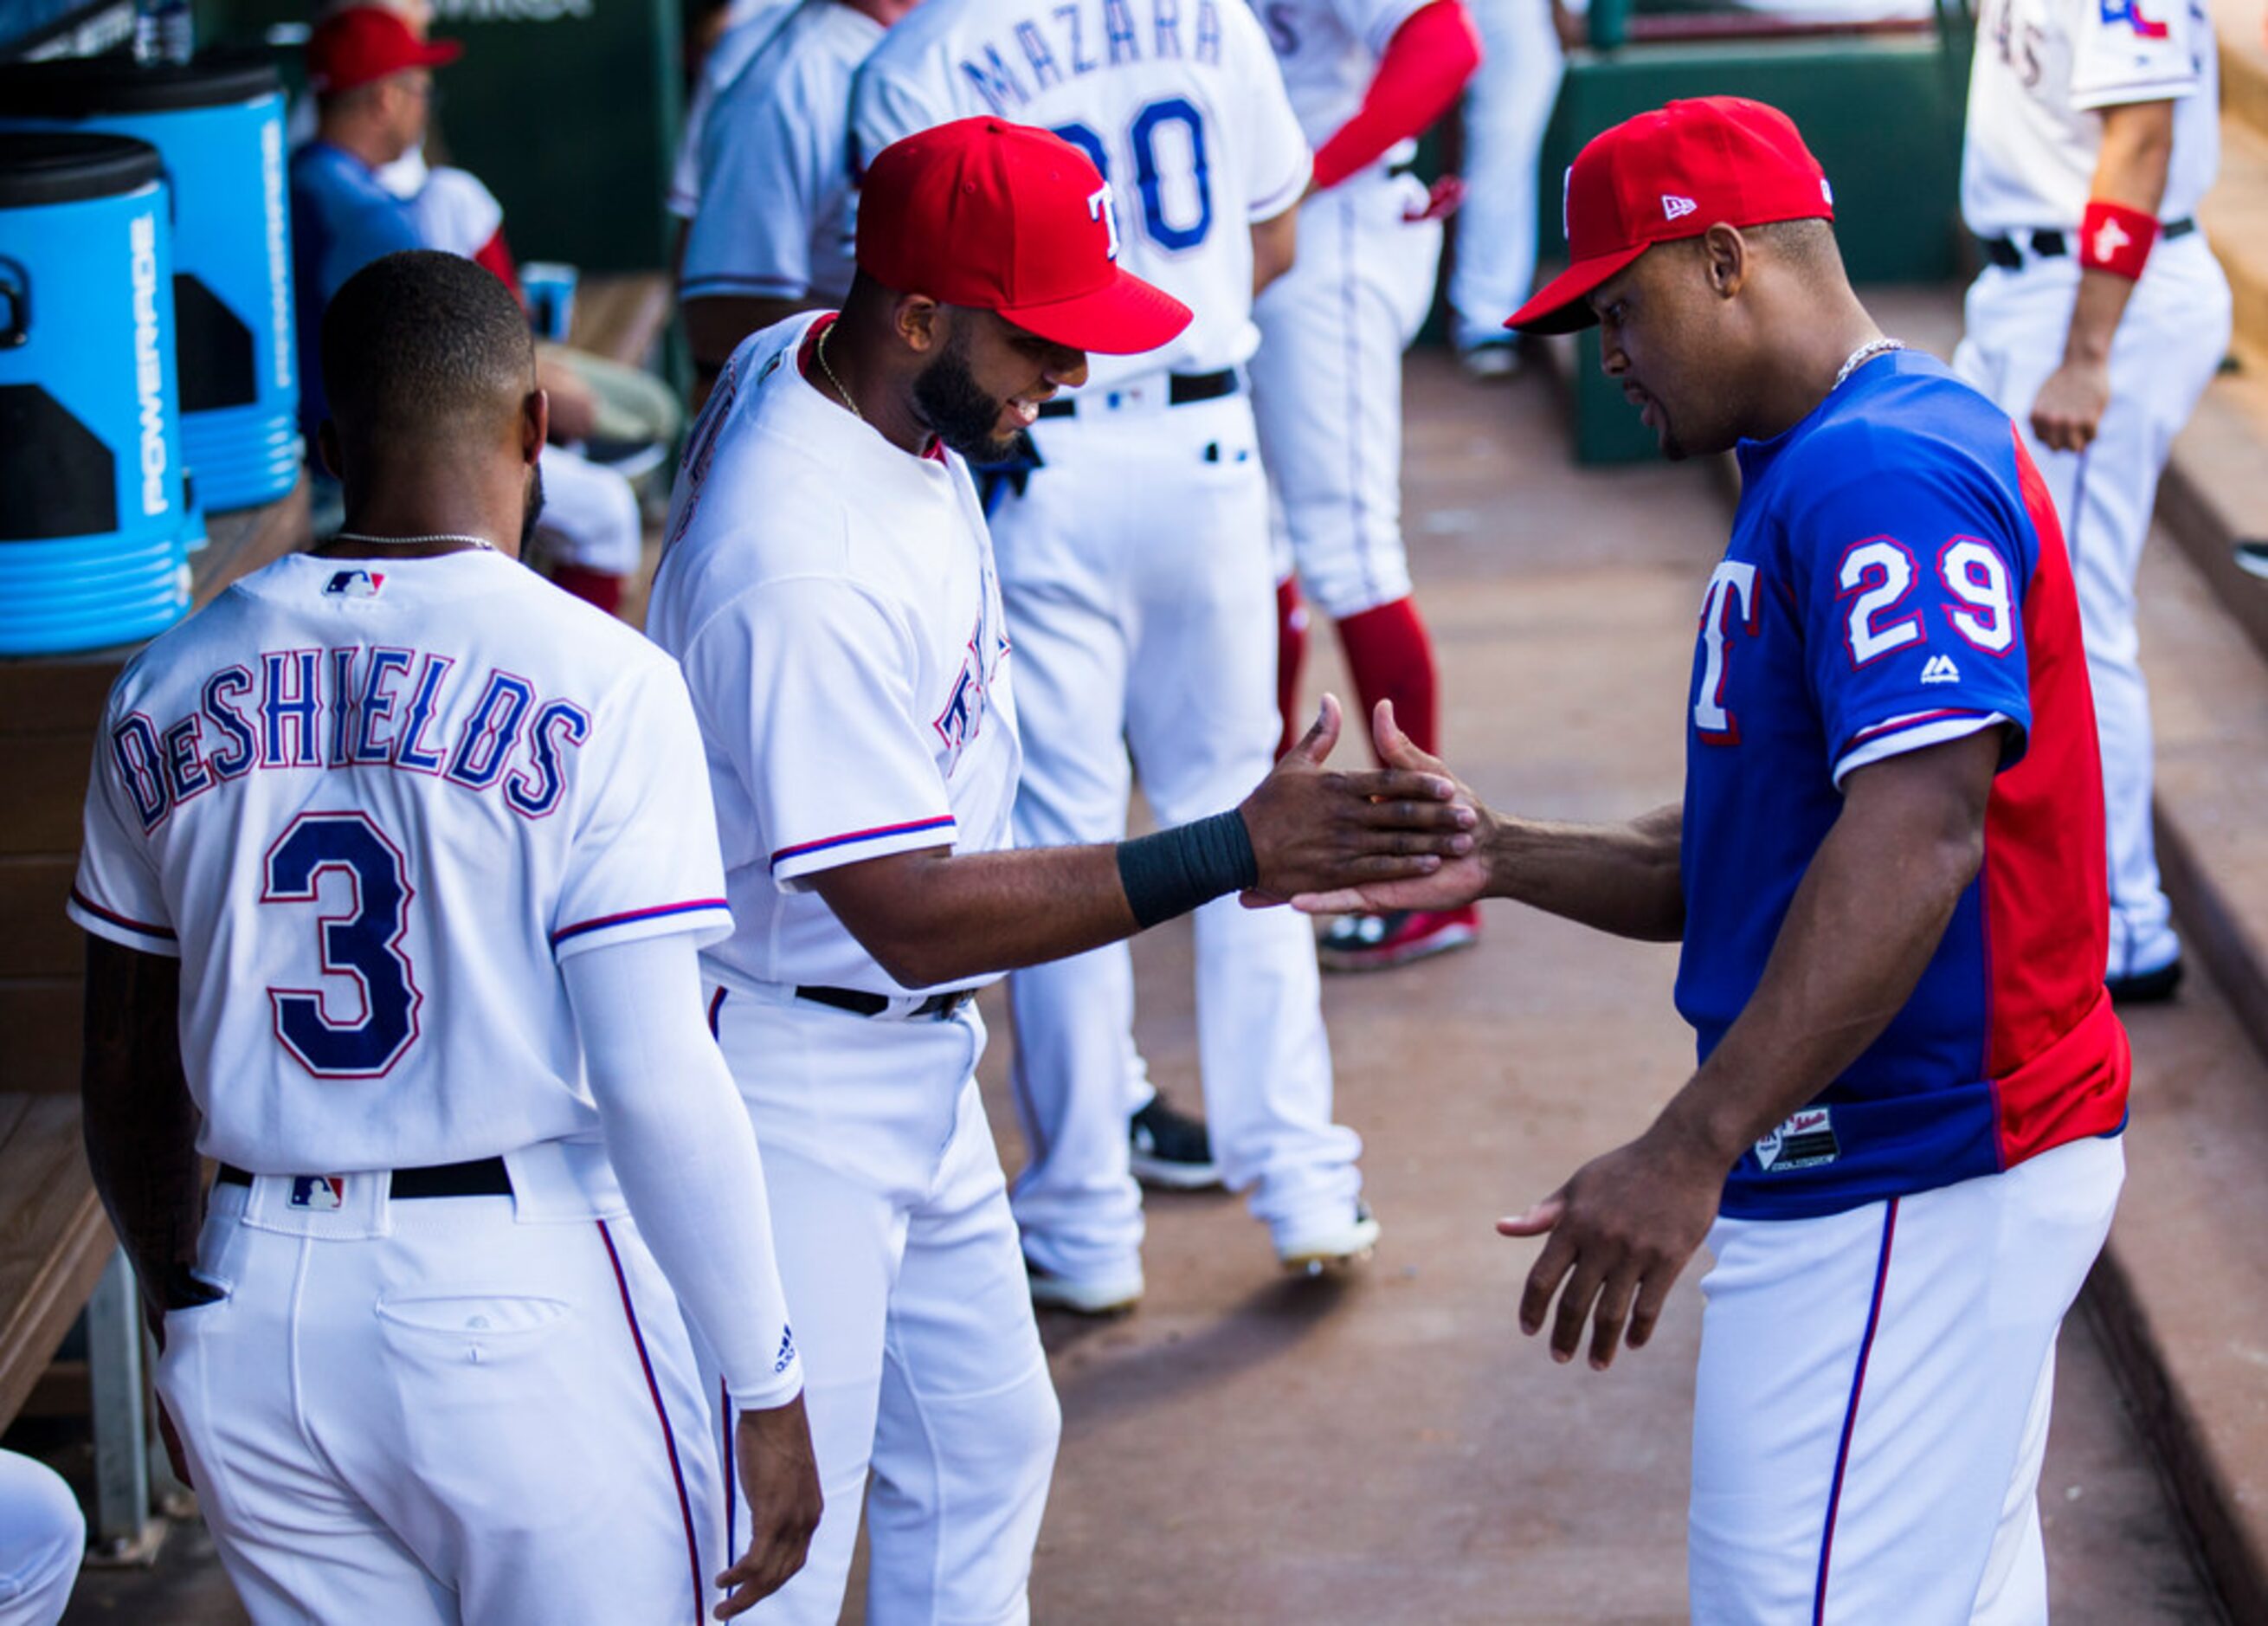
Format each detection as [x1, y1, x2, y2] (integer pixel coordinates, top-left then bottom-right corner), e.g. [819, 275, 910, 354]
[1232, 3, 1315, 218]
[550, 658, 735, 962]
[67, 699, 180, 958]
[1334, 0, 1436, 62]
[683, 574, 957, 890]
[2069, 0, 2200, 112]
[847, 55, 946, 183]
[680, 69, 827, 301]
[1786, 457, 2036, 790]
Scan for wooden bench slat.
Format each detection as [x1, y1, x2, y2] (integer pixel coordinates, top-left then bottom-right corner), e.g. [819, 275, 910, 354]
[0, 1094, 113, 1428]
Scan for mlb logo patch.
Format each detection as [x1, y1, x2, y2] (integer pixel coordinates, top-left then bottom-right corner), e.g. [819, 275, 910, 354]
[289, 1175, 348, 1210]
[324, 569, 384, 598]
[1754, 1107, 1840, 1171]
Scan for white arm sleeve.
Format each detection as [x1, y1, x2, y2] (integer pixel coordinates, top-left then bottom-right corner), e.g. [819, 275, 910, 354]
[563, 932, 802, 1410]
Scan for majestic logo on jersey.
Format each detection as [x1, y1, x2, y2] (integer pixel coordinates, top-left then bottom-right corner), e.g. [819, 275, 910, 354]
[324, 569, 385, 598]
[1754, 1107, 1840, 1171]
[2100, 0, 2169, 39]
[773, 1326, 797, 1376]
[1661, 193, 1697, 222]
[1921, 653, 1963, 685]
[289, 1174, 348, 1210]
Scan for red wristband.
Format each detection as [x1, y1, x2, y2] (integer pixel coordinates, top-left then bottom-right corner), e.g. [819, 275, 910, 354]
[2078, 200, 2157, 281]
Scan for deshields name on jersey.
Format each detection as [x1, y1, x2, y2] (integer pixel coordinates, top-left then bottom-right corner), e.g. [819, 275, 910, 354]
[109, 643, 593, 833]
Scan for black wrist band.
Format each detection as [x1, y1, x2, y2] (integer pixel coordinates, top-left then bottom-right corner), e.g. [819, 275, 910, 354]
[1116, 810, 1260, 930]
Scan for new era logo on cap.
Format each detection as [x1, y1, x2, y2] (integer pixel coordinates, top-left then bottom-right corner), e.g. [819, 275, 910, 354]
[1662, 194, 1698, 221]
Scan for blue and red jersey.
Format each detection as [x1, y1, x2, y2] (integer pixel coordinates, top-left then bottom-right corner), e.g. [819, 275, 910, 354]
[1681, 352, 2129, 1221]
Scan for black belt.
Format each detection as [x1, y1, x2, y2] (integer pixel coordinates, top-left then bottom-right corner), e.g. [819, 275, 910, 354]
[216, 1157, 513, 1198]
[1979, 217, 2194, 269]
[795, 984, 975, 1020]
[1034, 368, 1237, 420]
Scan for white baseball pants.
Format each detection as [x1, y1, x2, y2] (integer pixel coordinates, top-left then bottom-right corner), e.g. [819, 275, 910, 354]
[1689, 1133, 2123, 1623]
[1952, 234, 2230, 978]
[1447, 0, 1565, 350]
[989, 390, 1363, 1281]
[1251, 168, 1443, 617]
[158, 1157, 723, 1625]
[0, 1450, 81, 1626]
[706, 985, 1060, 1626]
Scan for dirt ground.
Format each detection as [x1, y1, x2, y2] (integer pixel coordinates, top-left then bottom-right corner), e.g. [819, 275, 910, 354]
[44, 346, 2218, 1624]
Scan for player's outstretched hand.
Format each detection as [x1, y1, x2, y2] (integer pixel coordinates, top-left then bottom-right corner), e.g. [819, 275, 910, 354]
[1405, 174, 1466, 224]
[2030, 357, 2110, 453]
[1497, 1124, 1723, 1371]
[715, 1392, 822, 1619]
[1239, 694, 1477, 902]
[1287, 700, 1496, 917]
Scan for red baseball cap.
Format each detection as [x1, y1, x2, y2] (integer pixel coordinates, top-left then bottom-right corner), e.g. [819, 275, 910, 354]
[308, 7, 461, 97]
[856, 118, 1192, 356]
[1507, 97, 1834, 335]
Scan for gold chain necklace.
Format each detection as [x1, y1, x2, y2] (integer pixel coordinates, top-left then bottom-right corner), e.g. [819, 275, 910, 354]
[815, 322, 864, 423]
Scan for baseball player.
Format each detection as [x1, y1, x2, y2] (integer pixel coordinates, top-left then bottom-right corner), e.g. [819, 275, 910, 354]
[1248, 0, 1482, 971]
[847, 0, 1382, 1307]
[71, 251, 818, 1623]
[680, 0, 917, 401]
[669, 0, 794, 240]
[1446, 0, 1563, 375]
[0, 1451, 80, 1626]
[647, 118, 1476, 1621]
[293, 7, 657, 617]
[1304, 100, 2130, 1621]
[1950, 0, 2229, 1003]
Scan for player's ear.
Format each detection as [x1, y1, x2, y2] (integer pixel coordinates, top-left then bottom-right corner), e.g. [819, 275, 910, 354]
[896, 294, 941, 355]
[521, 389, 548, 466]
[316, 420, 344, 481]
[1703, 225, 1749, 300]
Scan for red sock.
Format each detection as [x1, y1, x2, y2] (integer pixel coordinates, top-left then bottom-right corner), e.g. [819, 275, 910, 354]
[552, 565, 625, 617]
[1336, 597, 1439, 758]
[1275, 576, 1309, 759]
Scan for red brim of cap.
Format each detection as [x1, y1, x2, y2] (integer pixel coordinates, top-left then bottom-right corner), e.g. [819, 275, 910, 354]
[1000, 267, 1193, 356]
[1505, 242, 1653, 335]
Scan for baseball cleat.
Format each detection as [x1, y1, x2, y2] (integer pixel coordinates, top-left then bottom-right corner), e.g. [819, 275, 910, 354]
[1274, 1202, 1381, 1275]
[1129, 1096, 1221, 1190]
[2107, 958, 2182, 1005]
[1027, 1256, 1144, 1316]
[1457, 340, 1522, 381]
[1317, 907, 1479, 972]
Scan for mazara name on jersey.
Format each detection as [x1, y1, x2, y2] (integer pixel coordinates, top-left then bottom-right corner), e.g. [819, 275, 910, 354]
[950, 0, 1227, 113]
[109, 642, 592, 834]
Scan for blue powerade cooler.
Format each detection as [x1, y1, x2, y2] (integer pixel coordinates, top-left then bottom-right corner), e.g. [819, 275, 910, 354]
[0, 55, 301, 513]
[0, 132, 197, 656]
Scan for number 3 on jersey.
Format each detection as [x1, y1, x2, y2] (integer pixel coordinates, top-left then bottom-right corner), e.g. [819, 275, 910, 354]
[1053, 99, 1212, 253]
[262, 810, 422, 1077]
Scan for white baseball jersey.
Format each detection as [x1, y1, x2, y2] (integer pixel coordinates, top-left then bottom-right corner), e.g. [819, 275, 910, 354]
[667, 0, 795, 221]
[68, 550, 733, 1174]
[1962, 0, 2220, 235]
[1250, 0, 1430, 150]
[850, 0, 1311, 390]
[648, 313, 1021, 997]
[680, 0, 879, 306]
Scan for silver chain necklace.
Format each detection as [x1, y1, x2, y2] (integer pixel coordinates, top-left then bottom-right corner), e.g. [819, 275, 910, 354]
[1833, 336, 1906, 391]
[331, 531, 495, 552]
[815, 321, 865, 423]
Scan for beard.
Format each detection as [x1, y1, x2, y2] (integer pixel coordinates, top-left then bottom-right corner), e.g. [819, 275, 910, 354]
[912, 329, 1028, 465]
[519, 459, 546, 555]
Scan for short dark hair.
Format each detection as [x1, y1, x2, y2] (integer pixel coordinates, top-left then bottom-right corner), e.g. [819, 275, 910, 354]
[321, 249, 532, 449]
